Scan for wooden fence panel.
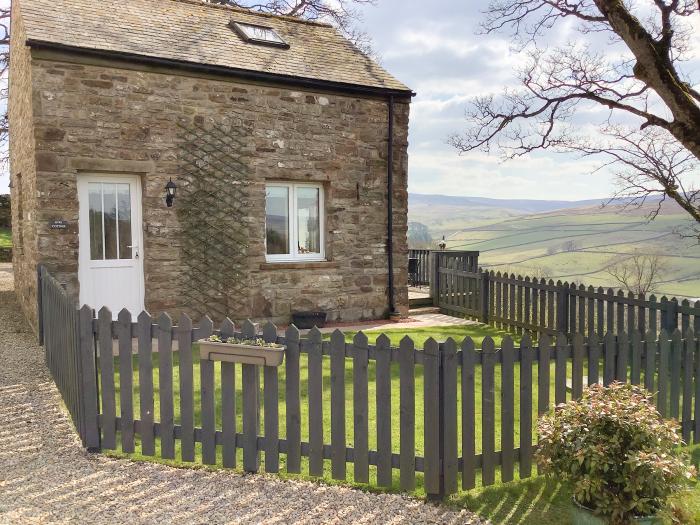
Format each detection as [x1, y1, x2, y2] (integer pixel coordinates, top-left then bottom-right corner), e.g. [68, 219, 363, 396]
[353, 332, 369, 484]
[179, 313, 196, 462]
[219, 318, 236, 469]
[242, 320, 260, 473]
[117, 309, 135, 453]
[285, 325, 302, 473]
[682, 329, 694, 444]
[423, 338, 440, 494]
[98, 307, 116, 450]
[376, 334, 393, 488]
[137, 311, 155, 456]
[263, 323, 280, 474]
[500, 337, 515, 483]
[308, 327, 324, 477]
[330, 330, 346, 480]
[399, 335, 416, 491]
[442, 338, 458, 494]
[461, 337, 477, 490]
[482, 337, 496, 486]
[670, 329, 683, 420]
[658, 330, 670, 418]
[555, 333, 567, 405]
[519, 336, 533, 479]
[158, 313, 175, 459]
[39, 266, 700, 502]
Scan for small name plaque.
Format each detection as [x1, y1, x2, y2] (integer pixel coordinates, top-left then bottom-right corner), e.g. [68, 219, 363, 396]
[49, 220, 68, 230]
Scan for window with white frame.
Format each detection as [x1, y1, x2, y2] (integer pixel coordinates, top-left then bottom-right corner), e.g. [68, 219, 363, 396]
[265, 183, 325, 261]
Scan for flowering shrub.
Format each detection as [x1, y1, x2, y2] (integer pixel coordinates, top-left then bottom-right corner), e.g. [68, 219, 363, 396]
[536, 382, 695, 523]
[206, 334, 283, 348]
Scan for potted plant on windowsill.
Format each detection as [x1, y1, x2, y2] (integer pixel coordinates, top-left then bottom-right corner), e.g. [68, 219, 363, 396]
[198, 335, 286, 366]
[536, 382, 695, 525]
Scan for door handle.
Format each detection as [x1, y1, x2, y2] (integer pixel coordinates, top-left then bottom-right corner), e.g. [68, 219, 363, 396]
[127, 245, 140, 259]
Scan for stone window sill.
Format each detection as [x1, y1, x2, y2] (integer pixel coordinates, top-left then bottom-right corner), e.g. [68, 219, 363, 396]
[259, 261, 339, 271]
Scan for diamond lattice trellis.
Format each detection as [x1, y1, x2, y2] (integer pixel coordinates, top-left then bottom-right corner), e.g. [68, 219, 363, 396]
[177, 118, 252, 321]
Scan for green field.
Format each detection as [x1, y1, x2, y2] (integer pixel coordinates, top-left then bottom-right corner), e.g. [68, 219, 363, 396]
[410, 197, 700, 299]
[0, 228, 10, 248]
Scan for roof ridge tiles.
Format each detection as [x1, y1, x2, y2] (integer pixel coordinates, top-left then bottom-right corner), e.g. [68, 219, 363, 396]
[166, 0, 333, 28]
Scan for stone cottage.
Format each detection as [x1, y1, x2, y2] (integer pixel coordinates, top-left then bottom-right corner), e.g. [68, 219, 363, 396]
[9, 0, 413, 328]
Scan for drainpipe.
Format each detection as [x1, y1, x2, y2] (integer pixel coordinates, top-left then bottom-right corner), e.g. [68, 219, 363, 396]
[387, 94, 397, 317]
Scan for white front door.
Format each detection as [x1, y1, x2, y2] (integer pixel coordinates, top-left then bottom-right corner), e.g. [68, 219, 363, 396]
[78, 174, 145, 317]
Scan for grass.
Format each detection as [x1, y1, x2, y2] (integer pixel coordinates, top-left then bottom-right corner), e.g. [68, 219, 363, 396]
[448, 444, 700, 524]
[107, 323, 538, 496]
[0, 228, 10, 248]
[332, 323, 519, 348]
[432, 204, 700, 298]
[104, 323, 700, 523]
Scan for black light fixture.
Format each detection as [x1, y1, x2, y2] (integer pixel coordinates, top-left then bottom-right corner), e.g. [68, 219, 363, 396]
[438, 235, 447, 250]
[165, 178, 177, 207]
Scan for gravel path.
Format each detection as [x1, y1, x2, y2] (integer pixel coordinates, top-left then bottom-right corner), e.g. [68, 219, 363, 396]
[0, 264, 484, 524]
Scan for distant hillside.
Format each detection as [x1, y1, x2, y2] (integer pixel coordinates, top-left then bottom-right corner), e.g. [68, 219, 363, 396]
[410, 193, 611, 214]
[408, 193, 700, 298]
[407, 193, 656, 237]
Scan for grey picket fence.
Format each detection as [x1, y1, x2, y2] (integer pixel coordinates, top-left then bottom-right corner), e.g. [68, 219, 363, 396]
[483, 272, 700, 338]
[408, 248, 432, 286]
[429, 251, 700, 338]
[38, 270, 700, 497]
[38, 265, 99, 449]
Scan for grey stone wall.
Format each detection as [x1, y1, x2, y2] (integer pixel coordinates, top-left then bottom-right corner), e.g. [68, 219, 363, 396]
[8, 5, 40, 328]
[19, 51, 409, 325]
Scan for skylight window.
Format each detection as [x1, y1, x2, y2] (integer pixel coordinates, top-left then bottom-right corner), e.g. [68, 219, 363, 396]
[230, 21, 289, 48]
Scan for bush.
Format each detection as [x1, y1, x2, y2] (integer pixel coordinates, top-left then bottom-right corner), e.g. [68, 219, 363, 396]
[536, 382, 695, 524]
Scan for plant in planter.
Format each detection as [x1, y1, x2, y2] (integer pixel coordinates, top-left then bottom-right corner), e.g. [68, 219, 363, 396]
[536, 382, 696, 525]
[198, 334, 286, 366]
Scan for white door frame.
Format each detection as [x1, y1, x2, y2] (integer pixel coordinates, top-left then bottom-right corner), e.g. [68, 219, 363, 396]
[77, 173, 145, 315]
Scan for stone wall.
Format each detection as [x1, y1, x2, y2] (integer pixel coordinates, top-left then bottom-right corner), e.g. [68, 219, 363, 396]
[8, 5, 40, 328]
[21, 50, 409, 325]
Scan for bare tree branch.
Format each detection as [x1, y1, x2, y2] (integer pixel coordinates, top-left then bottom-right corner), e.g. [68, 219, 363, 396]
[205, 0, 377, 55]
[606, 252, 668, 295]
[451, 0, 700, 233]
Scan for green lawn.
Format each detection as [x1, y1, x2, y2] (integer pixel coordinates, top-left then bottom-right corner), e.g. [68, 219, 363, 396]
[335, 323, 519, 348]
[104, 323, 700, 522]
[449, 444, 700, 524]
[0, 228, 10, 248]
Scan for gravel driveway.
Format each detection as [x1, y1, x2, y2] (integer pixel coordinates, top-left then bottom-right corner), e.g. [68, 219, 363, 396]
[0, 264, 484, 525]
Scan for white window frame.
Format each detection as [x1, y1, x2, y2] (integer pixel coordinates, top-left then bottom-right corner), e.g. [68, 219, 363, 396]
[265, 182, 325, 263]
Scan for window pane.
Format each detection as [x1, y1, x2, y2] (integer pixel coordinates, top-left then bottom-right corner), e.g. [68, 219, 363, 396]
[103, 184, 118, 260]
[297, 187, 320, 254]
[88, 183, 103, 260]
[266, 186, 289, 255]
[117, 184, 132, 259]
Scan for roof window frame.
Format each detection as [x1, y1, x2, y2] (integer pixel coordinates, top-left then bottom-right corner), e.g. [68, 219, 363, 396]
[229, 20, 290, 49]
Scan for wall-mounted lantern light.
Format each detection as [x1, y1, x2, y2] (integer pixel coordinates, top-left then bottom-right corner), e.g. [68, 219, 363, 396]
[165, 178, 177, 207]
[438, 235, 447, 250]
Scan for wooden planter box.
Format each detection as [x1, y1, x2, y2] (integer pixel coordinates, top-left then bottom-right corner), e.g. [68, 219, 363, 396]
[198, 340, 286, 367]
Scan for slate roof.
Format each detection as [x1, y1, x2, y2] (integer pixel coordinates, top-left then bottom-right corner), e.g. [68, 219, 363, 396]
[18, 0, 412, 94]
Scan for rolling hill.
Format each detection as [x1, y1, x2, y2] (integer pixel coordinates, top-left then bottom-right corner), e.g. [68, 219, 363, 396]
[408, 194, 700, 299]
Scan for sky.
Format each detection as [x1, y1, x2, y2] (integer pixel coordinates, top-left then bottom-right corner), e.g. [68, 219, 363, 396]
[356, 0, 700, 200]
[0, 0, 698, 200]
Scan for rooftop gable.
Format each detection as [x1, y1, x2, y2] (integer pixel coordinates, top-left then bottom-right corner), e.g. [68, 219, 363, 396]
[18, 0, 412, 95]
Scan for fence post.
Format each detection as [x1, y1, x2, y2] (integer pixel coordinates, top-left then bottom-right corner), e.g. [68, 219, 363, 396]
[424, 338, 443, 499]
[557, 282, 569, 334]
[36, 265, 44, 345]
[480, 269, 490, 324]
[78, 304, 100, 451]
[430, 251, 440, 307]
[663, 298, 679, 332]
